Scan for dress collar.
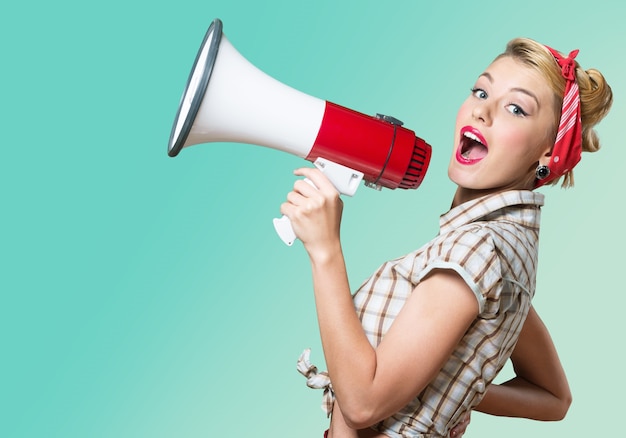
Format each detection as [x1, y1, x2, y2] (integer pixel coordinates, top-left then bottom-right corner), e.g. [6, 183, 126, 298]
[439, 190, 545, 235]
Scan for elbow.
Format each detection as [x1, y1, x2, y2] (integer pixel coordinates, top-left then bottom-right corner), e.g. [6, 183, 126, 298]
[554, 391, 573, 421]
[342, 409, 377, 430]
[339, 401, 381, 430]
[545, 389, 572, 421]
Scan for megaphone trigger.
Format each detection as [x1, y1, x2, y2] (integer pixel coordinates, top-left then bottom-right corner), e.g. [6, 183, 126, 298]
[273, 174, 316, 247]
[312, 158, 363, 197]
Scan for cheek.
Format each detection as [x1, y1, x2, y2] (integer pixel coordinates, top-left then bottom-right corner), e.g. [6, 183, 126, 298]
[453, 102, 472, 146]
[455, 101, 473, 125]
[501, 130, 526, 151]
[500, 143, 548, 181]
[498, 129, 539, 161]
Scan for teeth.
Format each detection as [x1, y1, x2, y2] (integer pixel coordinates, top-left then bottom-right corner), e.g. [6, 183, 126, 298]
[463, 131, 484, 145]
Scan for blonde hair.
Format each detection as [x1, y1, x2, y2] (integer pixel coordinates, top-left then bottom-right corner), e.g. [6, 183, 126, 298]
[497, 38, 613, 187]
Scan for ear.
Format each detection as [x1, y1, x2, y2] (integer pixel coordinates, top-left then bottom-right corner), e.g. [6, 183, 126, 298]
[538, 142, 553, 167]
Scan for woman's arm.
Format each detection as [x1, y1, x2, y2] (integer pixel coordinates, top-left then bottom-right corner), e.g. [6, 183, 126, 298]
[473, 305, 572, 420]
[281, 167, 479, 429]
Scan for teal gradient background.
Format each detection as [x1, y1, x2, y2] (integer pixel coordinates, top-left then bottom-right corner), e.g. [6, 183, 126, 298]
[1, 0, 623, 436]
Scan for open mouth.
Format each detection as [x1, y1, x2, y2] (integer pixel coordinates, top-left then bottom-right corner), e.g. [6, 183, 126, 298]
[457, 127, 488, 163]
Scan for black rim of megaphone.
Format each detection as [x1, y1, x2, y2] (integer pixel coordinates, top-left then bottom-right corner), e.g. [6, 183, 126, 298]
[167, 19, 223, 157]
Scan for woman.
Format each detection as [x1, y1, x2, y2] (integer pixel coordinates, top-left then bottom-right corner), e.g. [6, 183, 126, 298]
[283, 38, 612, 437]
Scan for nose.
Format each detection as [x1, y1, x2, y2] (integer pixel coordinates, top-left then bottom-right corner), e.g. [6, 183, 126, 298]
[472, 101, 492, 126]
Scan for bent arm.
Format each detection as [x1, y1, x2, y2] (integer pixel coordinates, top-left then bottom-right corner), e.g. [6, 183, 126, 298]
[313, 258, 478, 429]
[474, 305, 572, 420]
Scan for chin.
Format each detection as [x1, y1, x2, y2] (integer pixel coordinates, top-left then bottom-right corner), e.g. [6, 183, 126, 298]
[448, 164, 484, 189]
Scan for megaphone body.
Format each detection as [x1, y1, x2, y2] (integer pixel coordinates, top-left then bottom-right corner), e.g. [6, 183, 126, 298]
[168, 19, 432, 245]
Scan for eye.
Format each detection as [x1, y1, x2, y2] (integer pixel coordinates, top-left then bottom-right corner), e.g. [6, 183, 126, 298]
[506, 103, 528, 117]
[471, 87, 487, 99]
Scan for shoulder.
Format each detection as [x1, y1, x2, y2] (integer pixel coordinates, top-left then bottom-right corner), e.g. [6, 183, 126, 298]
[414, 223, 501, 272]
[392, 225, 501, 314]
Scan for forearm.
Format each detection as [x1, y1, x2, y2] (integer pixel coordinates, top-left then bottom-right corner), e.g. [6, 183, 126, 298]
[475, 376, 570, 421]
[308, 244, 379, 422]
[474, 306, 572, 421]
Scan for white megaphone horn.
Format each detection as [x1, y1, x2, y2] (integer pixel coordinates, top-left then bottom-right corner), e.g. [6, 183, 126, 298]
[168, 18, 432, 246]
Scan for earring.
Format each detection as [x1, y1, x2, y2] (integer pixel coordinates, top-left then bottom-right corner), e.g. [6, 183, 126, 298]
[536, 165, 550, 180]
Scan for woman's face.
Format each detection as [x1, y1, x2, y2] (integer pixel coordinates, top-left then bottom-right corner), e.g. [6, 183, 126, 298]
[448, 56, 557, 202]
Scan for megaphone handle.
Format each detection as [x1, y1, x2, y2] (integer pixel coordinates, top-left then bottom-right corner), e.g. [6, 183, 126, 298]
[273, 215, 298, 246]
[273, 177, 316, 246]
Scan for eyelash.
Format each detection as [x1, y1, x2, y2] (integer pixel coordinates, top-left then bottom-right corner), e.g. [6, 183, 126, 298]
[470, 87, 528, 117]
[470, 87, 487, 99]
[506, 103, 528, 117]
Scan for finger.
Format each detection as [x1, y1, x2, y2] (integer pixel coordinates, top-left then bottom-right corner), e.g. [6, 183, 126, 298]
[449, 413, 470, 437]
[449, 427, 466, 438]
[293, 178, 320, 199]
[294, 167, 336, 193]
[279, 201, 290, 217]
[281, 190, 320, 219]
[286, 190, 308, 207]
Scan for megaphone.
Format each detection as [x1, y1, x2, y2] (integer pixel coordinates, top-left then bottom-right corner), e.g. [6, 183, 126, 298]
[168, 18, 432, 245]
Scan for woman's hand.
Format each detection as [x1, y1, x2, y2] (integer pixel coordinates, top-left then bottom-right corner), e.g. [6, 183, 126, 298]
[279, 166, 344, 259]
[449, 411, 471, 437]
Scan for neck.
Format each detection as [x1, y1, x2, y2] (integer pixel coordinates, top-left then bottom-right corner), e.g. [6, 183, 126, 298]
[451, 185, 535, 209]
[450, 172, 538, 208]
[451, 187, 490, 209]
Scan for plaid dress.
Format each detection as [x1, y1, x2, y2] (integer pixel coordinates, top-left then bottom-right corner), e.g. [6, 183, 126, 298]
[355, 190, 544, 437]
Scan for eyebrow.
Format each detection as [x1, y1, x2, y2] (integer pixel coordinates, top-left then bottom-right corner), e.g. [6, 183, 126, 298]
[479, 72, 540, 107]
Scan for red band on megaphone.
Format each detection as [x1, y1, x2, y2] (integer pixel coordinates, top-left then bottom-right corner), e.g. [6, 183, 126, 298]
[306, 102, 431, 190]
